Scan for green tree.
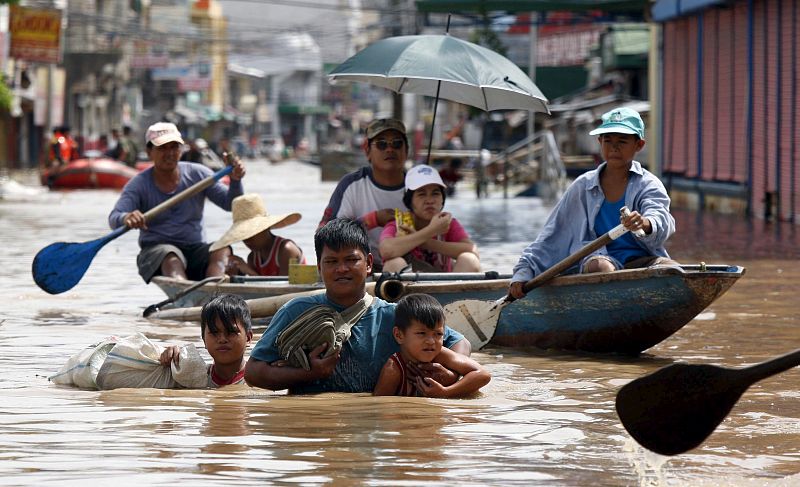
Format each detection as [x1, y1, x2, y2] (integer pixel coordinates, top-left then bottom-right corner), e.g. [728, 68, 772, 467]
[0, 76, 12, 112]
[468, 11, 508, 57]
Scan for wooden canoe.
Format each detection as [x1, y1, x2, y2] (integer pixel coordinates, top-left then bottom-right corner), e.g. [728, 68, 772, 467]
[150, 264, 744, 354]
[150, 272, 510, 308]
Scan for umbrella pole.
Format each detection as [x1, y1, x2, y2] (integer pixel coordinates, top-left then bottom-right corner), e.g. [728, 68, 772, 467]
[425, 81, 442, 165]
[424, 15, 450, 165]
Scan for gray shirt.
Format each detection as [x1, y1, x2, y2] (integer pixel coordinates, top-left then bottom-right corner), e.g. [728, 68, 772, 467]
[511, 160, 675, 283]
[108, 161, 243, 248]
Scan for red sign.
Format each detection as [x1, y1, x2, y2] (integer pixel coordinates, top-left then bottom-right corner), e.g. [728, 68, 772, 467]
[9, 6, 62, 64]
[178, 77, 211, 91]
[537, 27, 602, 67]
[130, 41, 169, 69]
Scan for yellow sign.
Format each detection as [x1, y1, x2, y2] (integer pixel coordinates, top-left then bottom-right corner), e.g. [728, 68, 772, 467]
[9, 6, 62, 63]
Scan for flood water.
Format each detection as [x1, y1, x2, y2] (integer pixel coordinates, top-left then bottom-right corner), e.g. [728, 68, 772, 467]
[1, 160, 799, 485]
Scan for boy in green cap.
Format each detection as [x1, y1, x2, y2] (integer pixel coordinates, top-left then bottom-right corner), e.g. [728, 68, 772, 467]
[509, 107, 678, 298]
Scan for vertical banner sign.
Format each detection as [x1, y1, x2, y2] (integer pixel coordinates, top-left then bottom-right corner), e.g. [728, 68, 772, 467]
[9, 6, 62, 64]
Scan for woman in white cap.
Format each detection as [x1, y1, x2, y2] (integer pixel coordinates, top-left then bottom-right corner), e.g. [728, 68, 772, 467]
[210, 194, 305, 276]
[378, 164, 481, 273]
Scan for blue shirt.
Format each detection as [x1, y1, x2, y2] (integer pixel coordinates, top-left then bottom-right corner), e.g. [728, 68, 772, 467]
[512, 160, 675, 283]
[108, 161, 243, 248]
[249, 294, 465, 394]
[595, 196, 648, 265]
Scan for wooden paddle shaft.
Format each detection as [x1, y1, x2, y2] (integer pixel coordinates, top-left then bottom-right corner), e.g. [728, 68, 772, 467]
[143, 276, 225, 317]
[152, 288, 327, 321]
[144, 165, 233, 223]
[743, 348, 800, 383]
[520, 222, 629, 295]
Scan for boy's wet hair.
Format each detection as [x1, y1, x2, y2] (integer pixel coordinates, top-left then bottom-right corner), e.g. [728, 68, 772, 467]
[395, 293, 445, 331]
[314, 217, 370, 261]
[402, 187, 446, 210]
[200, 294, 252, 336]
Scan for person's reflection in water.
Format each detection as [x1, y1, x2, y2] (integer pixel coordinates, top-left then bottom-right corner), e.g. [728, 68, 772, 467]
[197, 395, 252, 475]
[238, 394, 452, 483]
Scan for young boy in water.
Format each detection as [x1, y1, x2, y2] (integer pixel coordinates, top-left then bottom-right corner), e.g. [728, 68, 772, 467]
[373, 293, 490, 398]
[160, 293, 254, 388]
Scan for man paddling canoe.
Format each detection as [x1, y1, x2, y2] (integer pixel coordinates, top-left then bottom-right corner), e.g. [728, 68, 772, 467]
[108, 122, 246, 282]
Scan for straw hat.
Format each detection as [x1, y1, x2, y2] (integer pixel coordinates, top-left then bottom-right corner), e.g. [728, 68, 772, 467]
[209, 194, 301, 251]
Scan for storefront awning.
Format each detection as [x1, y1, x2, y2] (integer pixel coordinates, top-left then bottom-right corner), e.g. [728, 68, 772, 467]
[651, 0, 728, 22]
[602, 27, 649, 70]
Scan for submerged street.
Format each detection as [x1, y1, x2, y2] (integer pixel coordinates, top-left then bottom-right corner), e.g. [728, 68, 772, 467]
[1, 160, 799, 485]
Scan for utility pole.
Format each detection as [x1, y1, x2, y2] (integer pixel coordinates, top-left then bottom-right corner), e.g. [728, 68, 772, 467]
[391, 0, 402, 119]
[527, 12, 538, 168]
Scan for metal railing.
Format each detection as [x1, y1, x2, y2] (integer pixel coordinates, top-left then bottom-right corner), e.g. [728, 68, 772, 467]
[490, 129, 568, 200]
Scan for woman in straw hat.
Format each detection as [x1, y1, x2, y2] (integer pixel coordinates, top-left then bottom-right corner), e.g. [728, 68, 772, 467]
[210, 194, 304, 276]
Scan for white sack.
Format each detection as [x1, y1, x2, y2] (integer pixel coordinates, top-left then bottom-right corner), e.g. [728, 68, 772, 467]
[49, 336, 120, 389]
[51, 333, 208, 390]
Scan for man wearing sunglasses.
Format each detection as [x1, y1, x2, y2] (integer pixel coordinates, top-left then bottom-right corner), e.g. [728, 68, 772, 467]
[319, 118, 409, 270]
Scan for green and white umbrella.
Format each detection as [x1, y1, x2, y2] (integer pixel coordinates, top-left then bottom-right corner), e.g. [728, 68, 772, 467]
[328, 34, 550, 114]
[329, 31, 549, 161]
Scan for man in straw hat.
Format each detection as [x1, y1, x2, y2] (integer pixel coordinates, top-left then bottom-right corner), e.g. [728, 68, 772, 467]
[318, 118, 408, 270]
[109, 122, 246, 283]
[210, 193, 305, 276]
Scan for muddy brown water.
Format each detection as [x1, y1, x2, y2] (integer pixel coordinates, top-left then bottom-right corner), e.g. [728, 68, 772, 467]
[1, 161, 798, 485]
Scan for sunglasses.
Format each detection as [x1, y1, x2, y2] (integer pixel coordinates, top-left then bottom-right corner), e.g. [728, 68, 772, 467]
[372, 139, 405, 151]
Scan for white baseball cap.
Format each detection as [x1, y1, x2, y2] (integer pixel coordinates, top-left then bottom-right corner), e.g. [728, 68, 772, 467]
[405, 164, 445, 191]
[145, 122, 185, 146]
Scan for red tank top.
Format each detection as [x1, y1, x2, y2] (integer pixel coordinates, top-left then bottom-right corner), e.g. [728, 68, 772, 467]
[253, 236, 305, 276]
[389, 352, 419, 396]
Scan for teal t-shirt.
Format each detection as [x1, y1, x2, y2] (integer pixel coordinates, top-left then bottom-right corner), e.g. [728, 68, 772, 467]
[249, 294, 465, 394]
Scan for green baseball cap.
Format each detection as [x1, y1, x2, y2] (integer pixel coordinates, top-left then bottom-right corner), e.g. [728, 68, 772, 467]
[365, 118, 406, 140]
[589, 107, 645, 139]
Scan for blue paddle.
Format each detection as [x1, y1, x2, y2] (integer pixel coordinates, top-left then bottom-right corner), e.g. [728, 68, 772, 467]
[32, 165, 234, 294]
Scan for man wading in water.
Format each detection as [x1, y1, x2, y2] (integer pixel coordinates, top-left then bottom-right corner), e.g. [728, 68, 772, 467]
[244, 218, 471, 394]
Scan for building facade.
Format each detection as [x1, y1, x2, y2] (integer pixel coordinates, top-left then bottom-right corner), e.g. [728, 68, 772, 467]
[654, 0, 799, 222]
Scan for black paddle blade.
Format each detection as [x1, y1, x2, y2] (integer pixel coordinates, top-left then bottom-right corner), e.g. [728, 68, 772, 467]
[32, 238, 109, 294]
[615, 363, 749, 456]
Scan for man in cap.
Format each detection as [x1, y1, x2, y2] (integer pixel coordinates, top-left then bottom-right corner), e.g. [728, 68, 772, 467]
[108, 122, 247, 283]
[318, 118, 408, 270]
